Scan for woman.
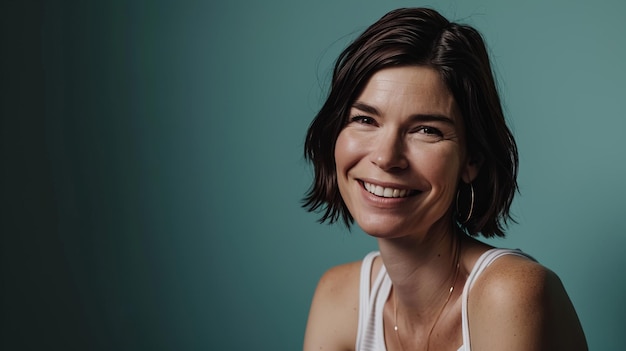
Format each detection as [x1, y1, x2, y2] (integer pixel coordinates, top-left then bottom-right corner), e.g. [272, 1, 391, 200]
[302, 8, 587, 351]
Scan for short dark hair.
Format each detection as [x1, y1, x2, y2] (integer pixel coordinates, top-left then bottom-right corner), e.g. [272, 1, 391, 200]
[303, 7, 518, 238]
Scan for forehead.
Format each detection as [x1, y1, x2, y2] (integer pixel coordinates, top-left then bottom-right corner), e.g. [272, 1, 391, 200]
[355, 66, 459, 118]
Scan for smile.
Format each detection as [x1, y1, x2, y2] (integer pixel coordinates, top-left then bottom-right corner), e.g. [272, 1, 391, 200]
[362, 181, 417, 198]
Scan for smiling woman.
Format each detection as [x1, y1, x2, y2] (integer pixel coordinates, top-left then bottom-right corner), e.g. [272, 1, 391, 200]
[302, 7, 587, 351]
[335, 66, 468, 240]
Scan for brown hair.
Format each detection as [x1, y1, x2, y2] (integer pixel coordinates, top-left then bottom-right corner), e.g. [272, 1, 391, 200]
[303, 8, 518, 238]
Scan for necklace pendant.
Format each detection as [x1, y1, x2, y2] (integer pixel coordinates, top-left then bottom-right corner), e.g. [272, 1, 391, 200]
[394, 325, 398, 331]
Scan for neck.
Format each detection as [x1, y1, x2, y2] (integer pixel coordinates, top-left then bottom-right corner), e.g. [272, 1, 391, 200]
[378, 224, 462, 317]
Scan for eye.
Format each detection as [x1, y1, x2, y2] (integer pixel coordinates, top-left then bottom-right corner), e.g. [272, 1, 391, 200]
[415, 126, 444, 137]
[349, 115, 377, 126]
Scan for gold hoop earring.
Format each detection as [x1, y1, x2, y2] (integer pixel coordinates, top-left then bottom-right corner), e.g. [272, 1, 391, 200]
[456, 183, 474, 224]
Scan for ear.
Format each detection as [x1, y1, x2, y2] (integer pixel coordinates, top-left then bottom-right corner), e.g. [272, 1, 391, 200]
[461, 154, 483, 184]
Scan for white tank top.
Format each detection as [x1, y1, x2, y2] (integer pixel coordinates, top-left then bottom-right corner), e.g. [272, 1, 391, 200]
[355, 248, 535, 351]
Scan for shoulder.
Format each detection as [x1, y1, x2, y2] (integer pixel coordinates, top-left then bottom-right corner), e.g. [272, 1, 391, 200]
[468, 253, 587, 350]
[303, 258, 366, 351]
[312, 260, 363, 308]
[471, 253, 552, 306]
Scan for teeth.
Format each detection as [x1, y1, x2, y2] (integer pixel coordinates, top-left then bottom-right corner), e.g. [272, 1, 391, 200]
[363, 181, 412, 198]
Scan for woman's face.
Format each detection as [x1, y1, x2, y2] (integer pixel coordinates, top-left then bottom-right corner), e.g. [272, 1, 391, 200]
[334, 66, 479, 239]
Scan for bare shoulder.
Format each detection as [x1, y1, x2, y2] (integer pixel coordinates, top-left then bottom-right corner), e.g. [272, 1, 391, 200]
[468, 254, 588, 350]
[303, 259, 364, 351]
[471, 254, 554, 304]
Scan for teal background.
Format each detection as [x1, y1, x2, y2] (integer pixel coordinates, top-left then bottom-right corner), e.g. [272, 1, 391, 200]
[2, 0, 625, 350]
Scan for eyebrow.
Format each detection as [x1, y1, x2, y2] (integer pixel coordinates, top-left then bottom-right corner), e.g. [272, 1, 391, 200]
[351, 101, 456, 125]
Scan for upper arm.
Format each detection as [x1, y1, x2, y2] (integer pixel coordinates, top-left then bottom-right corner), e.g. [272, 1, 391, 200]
[303, 261, 360, 351]
[468, 257, 588, 351]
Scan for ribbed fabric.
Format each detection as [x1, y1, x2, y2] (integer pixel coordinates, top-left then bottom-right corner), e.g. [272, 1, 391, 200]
[355, 248, 535, 351]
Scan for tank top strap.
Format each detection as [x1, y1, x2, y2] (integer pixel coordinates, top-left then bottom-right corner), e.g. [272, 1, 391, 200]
[460, 248, 536, 351]
[356, 251, 388, 350]
[361, 252, 383, 303]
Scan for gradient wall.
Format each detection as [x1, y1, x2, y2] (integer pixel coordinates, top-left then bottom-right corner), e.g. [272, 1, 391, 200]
[2, 0, 625, 349]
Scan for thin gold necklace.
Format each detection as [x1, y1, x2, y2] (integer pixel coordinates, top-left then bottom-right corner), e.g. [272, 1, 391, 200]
[393, 238, 461, 351]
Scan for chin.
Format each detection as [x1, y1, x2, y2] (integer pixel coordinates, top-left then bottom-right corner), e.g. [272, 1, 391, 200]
[354, 216, 408, 239]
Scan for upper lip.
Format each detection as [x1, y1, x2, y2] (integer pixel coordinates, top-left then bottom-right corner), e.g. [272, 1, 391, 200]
[359, 178, 415, 190]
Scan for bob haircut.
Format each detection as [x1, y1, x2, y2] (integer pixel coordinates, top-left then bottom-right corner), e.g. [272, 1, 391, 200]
[303, 7, 518, 238]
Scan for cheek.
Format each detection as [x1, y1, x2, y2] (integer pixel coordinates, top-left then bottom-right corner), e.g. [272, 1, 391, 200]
[334, 130, 363, 172]
[417, 146, 463, 185]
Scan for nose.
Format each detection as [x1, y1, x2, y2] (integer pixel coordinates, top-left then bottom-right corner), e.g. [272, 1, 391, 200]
[370, 132, 408, 171]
